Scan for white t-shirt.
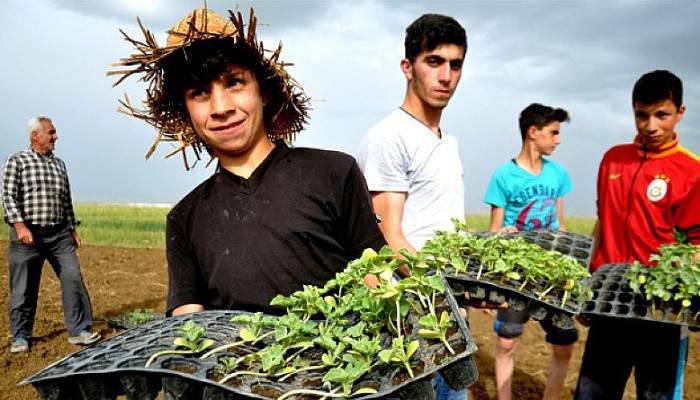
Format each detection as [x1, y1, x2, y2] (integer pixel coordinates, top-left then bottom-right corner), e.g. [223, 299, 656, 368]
[357, 108, 465, 250]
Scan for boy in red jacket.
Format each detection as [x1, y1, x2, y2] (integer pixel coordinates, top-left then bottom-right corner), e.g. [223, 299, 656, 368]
[575, 70, 699, 400]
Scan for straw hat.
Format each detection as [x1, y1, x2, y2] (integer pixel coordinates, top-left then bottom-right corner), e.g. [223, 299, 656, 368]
[109, 7, 310, 169]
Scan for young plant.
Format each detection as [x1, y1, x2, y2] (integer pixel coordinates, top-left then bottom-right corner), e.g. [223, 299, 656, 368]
[342, 335, 381, 366]
[214, 356, 240, 376]
[418, 310, 455, 354]
[231, 312, 276, 343]
[122, 308, 159, 326]
[323, 358, 372, 396]
[145, 321, 215, 367]
[378, 337, 420, 378]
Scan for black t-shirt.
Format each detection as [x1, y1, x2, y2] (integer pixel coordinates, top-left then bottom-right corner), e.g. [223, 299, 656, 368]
[166, 143, 386, 315]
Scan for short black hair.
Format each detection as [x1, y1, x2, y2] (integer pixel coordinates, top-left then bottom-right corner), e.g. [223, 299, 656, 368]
[519, 103, 570, 141]
[632, 70, 683, 108]
[159, 37, 285, 132]
[404, 14, 467, 61]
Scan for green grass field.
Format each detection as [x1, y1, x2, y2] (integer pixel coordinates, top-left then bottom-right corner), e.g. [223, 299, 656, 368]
[0, 204, 169, 249]
[464, 214, 595, 236]
[0, 204, 595, 249]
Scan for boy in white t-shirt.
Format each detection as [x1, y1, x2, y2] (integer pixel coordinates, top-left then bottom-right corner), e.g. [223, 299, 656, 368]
[358, 13, 468, 400]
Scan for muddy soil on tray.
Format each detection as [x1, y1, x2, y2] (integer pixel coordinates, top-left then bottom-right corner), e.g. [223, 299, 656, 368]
[1, 242, 699, 399]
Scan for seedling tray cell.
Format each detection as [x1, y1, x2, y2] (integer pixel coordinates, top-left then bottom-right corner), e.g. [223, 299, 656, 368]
[582, 264, 700, 328]
[22, 287, 478, 399]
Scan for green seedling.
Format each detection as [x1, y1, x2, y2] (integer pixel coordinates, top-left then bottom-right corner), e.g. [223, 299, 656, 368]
[215, 356, 240, 376]
[418, 310, 455, 354]
[378, 337, 420, 378]
[232, 312, 276, 343]
[121, 308, 159, 326]
[342, 335, 381, 366]
[145, 321, 215, 367]
[274, 313, 319, 347]
[322, 358, 372, 396]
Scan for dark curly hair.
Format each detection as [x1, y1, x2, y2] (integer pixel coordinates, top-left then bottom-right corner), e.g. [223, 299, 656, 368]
[159, 37, 285, 135]
[404, 14, 467, 61]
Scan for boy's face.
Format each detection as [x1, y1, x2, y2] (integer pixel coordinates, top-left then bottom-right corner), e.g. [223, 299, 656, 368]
[402, 44, 465, 110]
[633, 99, 685, 150]
[530, 121, 561, 156]
[184, 64, 267, 159]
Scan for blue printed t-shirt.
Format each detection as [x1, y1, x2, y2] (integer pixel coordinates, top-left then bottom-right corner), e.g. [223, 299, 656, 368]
[484, 159, 572, 231]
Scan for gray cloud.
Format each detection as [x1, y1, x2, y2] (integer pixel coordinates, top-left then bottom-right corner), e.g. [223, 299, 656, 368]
[46, 0, 332, 33]
[1, 0, 698, 217]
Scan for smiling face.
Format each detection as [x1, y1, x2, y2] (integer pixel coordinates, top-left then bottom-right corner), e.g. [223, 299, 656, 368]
[32, 120, 58, 155]
[184, 65, 268, 161]
[634, 99, 685, 150]
[402, 43, 465, 111]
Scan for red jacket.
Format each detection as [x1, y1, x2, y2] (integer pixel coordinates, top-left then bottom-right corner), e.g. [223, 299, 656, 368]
[591, 134, 700, 271]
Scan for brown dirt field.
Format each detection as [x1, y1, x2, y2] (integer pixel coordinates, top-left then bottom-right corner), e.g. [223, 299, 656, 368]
[0, 243, 698, 399]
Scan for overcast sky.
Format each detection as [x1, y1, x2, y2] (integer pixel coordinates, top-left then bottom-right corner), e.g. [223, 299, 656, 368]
[1, 0, 698, 216]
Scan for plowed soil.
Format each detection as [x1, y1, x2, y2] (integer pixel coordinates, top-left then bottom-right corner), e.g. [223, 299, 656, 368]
[1, 243, 698, 399]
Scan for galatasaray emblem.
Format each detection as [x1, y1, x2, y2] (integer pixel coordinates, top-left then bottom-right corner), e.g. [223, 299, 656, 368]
[646, 174, 670, 202]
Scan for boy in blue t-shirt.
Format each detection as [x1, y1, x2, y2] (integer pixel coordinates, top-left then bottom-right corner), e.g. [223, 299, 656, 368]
[484, 103, 575, 400]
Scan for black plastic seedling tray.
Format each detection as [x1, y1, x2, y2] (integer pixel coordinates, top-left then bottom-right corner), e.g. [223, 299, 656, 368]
[582, 263, 700, 328]
[22, 286, 479, 399]
[503, 231, 593, 268]
[443, 231, 591, 329]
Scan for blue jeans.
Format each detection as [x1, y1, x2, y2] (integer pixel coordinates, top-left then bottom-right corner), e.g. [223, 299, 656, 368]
[433, 372, 468, 400]
[8, 224, 94, 338]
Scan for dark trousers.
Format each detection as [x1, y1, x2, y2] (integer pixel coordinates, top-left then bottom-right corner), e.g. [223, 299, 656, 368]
[8, 224, 94, 338]
[574, 317, 687, 400]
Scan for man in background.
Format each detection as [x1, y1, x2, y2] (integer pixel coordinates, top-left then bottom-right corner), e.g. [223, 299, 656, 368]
[2, 116, 100, 354]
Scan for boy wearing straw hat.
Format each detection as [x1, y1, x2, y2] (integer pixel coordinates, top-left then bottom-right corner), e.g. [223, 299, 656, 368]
[111, 8, 386, 317]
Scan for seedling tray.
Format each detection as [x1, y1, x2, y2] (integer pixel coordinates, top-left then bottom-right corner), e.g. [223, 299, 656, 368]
[503, 231, 593, 268]
[22, 289, 478, 399]
[582, 263, 700, 328]
[442, 230, 591, 328]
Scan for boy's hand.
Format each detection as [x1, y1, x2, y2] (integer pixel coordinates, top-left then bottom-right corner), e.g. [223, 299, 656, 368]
[498, 226, 518, 234]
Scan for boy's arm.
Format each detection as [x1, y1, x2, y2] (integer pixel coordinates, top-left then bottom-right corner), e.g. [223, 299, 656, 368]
[172, 304, 205, 316]
[488, 206, 506, 232]
[485, 169, 515, 233]
[556, 197, 567, 232]
[371, 191, 417, 255]
[591, 219, 600, 263]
